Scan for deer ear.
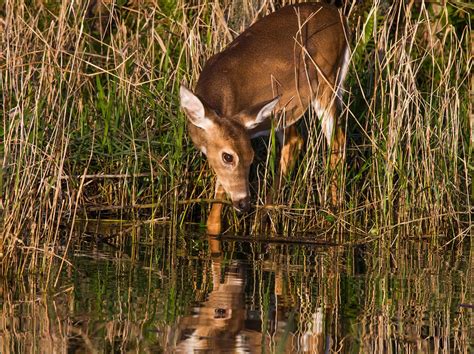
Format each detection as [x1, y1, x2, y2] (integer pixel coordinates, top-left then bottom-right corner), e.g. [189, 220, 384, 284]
[180, 85, 214, 130]
[240, 96, 280, 130]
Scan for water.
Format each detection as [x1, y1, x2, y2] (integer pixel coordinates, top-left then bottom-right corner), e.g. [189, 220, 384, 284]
[1, 226, 472, 353]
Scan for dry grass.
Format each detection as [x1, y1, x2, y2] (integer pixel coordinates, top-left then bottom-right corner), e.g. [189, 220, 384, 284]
[0, 0, 472, 275]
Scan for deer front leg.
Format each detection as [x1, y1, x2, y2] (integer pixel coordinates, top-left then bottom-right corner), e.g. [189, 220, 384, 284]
[207, 181, 226, 235]
[260, 125, 303, 231]
[277, 125, 304, 187]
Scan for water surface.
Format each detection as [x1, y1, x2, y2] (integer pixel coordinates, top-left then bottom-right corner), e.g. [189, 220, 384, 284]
[0, 225, 472, 353]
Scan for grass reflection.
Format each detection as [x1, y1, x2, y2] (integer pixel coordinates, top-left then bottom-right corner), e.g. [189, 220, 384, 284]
[0, 226, 471, 353]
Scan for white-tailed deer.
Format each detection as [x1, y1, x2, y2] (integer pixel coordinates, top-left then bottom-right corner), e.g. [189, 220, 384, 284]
[180, 3, 349, 235]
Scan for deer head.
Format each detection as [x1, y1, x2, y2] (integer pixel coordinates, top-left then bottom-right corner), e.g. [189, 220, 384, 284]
[180, 85, 279, 212]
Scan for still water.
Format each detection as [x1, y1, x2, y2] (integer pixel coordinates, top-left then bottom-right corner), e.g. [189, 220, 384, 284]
[1, 225, 472, 353]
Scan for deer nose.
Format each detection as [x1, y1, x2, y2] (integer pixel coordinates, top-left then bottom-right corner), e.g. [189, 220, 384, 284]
[234, 197, 251, 213]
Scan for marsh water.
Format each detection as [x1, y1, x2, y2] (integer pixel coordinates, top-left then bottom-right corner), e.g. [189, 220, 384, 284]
[1, 225, 472, 353]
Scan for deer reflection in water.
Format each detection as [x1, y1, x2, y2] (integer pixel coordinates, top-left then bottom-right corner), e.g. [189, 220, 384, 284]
[172, 238, 255, 352]
[171, 237, 327, 353]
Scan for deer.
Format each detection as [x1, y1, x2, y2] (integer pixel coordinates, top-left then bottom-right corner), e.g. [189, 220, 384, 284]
[180, 3, 350, 235]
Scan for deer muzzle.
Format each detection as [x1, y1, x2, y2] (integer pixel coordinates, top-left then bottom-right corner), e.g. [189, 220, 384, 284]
[233, 196, 251, 213]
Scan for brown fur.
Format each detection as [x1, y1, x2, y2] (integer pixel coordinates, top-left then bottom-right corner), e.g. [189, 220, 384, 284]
[180, 3, 349, 234]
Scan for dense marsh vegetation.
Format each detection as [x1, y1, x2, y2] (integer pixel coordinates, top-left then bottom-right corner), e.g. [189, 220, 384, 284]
[0, 0, 472, 275]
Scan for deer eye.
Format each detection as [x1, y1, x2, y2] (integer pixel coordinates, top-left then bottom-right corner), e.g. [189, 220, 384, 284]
[222, 152, 234, 164]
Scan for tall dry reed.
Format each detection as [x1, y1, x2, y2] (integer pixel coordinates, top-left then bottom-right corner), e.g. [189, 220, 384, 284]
[0, 0, 471, 275]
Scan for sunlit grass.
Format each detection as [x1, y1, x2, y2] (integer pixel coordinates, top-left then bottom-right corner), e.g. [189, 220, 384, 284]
[0, 1, 472, 274]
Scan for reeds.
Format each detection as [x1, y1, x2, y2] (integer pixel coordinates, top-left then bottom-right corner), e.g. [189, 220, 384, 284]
[0, 1, 472, 274]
